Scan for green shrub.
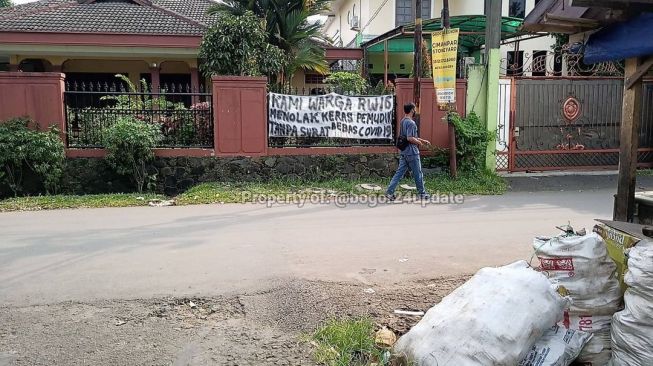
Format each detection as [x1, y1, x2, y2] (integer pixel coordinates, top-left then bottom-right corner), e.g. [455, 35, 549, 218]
[450, 112, 493, 172]
[324, 72, 369, 95]
[0, 118, 65, 196]
[103, 117, 162, 193]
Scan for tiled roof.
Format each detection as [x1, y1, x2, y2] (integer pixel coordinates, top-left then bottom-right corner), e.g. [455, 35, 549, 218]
[152, 0, 219, 25]
[0, 0, 219, 35]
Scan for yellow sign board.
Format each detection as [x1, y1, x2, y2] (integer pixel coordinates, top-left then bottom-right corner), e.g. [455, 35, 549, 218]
[431, 28, 460, 108]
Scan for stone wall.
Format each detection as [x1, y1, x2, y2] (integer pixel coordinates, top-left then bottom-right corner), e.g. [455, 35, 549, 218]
[154, 154, 399, 195]
[1, 154, 399, 197]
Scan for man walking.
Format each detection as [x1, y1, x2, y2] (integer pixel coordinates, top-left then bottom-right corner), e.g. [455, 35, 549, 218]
[386, 102, 431, 200]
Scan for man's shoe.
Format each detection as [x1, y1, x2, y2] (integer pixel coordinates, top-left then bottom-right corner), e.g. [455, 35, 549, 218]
[419, 194, 430, 200]
[385, 193, 396, 201]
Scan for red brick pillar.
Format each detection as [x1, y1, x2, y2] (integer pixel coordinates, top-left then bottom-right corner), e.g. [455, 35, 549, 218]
[0, 72, 66, 140]
[211, 76, 268, 156]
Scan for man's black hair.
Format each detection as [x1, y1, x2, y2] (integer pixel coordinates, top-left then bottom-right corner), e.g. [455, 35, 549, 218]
[403, 103, 416, 114]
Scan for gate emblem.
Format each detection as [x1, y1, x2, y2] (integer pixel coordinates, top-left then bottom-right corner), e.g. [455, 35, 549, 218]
[562, 96, 581, 122]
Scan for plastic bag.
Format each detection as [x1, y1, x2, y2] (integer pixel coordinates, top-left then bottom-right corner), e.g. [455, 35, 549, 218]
[518, 325, 593, 366]
[394, 261, 570, 366]
[610, 241, 653, 366]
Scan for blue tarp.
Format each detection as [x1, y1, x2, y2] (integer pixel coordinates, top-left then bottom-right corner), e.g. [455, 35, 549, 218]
[584, 13, 653, 64]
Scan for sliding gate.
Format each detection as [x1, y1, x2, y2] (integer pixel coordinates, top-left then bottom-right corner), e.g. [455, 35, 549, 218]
[497, 77, 653, 172]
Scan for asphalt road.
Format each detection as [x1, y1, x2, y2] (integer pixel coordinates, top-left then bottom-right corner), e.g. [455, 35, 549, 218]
[0, 190, 614, 306]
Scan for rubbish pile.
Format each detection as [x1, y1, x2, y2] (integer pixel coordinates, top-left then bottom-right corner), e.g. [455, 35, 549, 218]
[394, 261, 570, 365]
[533, 231, 622, 365]
[390, 225, 653, 366]
[610, 241, 653, 366]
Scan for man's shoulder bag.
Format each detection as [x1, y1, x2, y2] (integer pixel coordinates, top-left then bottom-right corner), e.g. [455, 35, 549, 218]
[396, 135, 409, 151]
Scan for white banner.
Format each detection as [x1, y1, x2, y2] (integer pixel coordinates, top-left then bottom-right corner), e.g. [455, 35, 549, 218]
[268, 93, 394, 139]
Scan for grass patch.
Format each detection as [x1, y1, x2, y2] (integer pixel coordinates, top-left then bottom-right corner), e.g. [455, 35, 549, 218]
[638, 169, 653, 176]
[176, 170, 506, 205]
[424, 169, 507, 195]
[311, 317, 384, 366]
[1, 171, 505, 211]
[0, 193, 164, 212]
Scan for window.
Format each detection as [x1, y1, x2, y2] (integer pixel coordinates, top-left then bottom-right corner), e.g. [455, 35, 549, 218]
[509, 0, 525, 18]
[395, 0, 431, 27]
[305, 74, 326, 84]
[506, 51, 524, 76]
[532, 50, 547, 76]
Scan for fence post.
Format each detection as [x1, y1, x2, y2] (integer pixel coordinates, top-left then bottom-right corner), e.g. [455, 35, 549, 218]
[211, 76, 268, 156]
[0, 72, 66, 141]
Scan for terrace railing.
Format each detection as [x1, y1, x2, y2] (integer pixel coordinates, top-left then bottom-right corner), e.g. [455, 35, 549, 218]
[64, 81, 213, 149]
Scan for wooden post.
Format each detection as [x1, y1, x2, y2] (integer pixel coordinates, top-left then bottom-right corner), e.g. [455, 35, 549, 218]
[615, 57, 643, 222]
[413, 0, 422, 113]
[442, 0, 457, 177]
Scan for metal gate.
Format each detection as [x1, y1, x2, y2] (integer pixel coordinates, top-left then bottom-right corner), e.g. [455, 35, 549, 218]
[497, 77, 653, 172]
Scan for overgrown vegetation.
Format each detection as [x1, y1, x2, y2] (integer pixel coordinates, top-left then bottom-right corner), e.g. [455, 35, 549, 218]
[103, 117, 162, 193]
[0, 118, 65, 196]
[324, 72, 369, 95]
[0, 193, 163, 212]
[0, 171, 506, 211]
[449, 112, 493, 172]
[199, 11, 286, 77]
[311, 317, 383, 366]
[0, 0, 12, 8]
[175, 172, 506, 205]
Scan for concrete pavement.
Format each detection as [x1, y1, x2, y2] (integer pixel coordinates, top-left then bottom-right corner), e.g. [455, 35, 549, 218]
[0, 190, 614, 306]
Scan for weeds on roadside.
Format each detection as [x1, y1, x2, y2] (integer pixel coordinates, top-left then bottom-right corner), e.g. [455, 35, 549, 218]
[310, 317, 384, 366]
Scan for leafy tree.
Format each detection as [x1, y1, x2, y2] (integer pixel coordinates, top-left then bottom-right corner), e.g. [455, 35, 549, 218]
[0, 0, 12, 9]
[207, 0, 330, 85]
[103, 117, 162, 193]
[0, 118, 65, 196]
[324, 72, 368, 95]
[199, 11, 286, 77]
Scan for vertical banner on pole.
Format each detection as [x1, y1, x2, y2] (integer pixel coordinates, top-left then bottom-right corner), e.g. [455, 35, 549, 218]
[431, 28, 460, 109]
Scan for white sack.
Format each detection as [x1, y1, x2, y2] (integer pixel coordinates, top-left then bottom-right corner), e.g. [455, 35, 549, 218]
[610, 241, 653, 366]
[533, 233, 622, 314]
[518, 325, 592, 366]
[394, 261, 570, 366]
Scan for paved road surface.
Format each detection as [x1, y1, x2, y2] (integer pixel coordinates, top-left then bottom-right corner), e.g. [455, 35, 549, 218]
[0, 190, 613, 305]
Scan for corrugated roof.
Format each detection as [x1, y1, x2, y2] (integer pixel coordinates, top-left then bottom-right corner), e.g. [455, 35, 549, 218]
[0, 0, 218, 35]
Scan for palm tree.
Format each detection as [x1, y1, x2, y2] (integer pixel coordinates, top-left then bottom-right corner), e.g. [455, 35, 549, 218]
[207, 0, 331, 87]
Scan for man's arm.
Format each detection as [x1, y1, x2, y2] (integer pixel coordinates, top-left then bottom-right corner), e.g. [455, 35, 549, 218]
[406, 122, 430, 146]
[408, 136, 431, 146]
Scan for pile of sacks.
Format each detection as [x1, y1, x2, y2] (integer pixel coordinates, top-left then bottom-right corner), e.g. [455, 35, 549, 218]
[610, 241, 653, 366]
[394, 229, 642, 366]
[394, 261, 576, 365]
[533, 232, 622, 365]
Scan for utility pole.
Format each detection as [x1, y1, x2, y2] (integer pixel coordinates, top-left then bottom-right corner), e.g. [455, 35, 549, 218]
[413, 0, 422, 117]
[484, 0, 502, 171]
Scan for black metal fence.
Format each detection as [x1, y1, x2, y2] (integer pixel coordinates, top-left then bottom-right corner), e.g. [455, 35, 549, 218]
[267, 86, 396, 148]
[64, 81, 213, 148]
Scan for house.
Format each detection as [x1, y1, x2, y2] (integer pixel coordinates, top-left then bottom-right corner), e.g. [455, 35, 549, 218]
[0, 0, 360, 94]
[322, 0, 556, 78]
[0, 0, 221, 92]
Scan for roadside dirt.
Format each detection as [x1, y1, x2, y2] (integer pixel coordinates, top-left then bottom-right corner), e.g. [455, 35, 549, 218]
[0, 276, 469, 366]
